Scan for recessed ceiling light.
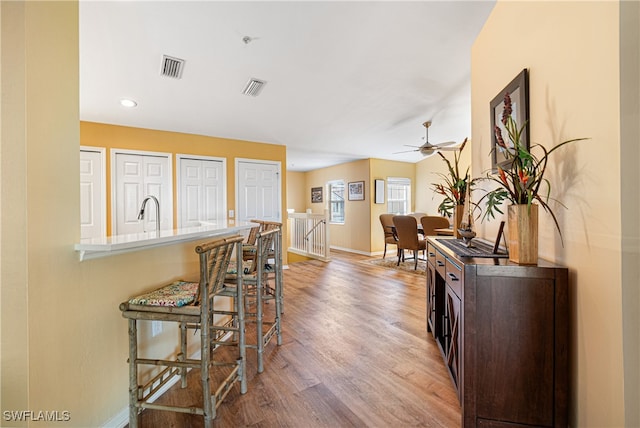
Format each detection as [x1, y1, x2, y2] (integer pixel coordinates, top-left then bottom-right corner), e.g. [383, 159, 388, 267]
[120, 99, 137, 108]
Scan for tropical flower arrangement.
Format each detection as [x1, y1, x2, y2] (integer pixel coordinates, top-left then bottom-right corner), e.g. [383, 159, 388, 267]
[432, 137, 471, 217]
[480, 92, 587, 241]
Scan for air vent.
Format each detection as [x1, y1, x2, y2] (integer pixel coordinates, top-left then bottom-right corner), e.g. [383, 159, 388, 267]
[241, 78, 267, 97]
[160, 55, 185, 79]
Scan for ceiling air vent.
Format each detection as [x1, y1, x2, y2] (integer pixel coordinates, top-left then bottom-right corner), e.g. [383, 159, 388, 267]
[160, 55, 185, 79]
[241, 78, 267, 97]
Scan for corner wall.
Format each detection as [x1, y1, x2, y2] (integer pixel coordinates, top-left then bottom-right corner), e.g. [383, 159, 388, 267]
[620, 1, 640, 426]
[472, 1, 626, 425]
[369, 158, 416, 254]
[0, 4, 284, 426]
[305, 159, 373, 253]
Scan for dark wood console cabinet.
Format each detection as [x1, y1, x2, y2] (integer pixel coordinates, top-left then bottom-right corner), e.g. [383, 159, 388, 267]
[426, 237, 569, 428]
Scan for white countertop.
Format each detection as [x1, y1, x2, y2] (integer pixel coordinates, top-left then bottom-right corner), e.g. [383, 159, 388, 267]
[75, 221, 252, 261]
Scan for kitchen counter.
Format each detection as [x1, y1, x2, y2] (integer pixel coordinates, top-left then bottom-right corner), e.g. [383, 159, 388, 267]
[75, 221, 252, 261]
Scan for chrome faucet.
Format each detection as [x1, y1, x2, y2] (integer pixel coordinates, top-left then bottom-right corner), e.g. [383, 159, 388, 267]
[138, 195, 160, 234]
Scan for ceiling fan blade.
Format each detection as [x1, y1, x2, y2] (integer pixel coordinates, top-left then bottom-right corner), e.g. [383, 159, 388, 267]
[435, 141, 458, 147]
[393, 149, 419, 154]
[436, 146, 462, 151]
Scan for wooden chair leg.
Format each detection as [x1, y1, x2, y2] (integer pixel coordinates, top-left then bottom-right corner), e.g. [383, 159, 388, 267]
[201, 307, 214, 427]
[274, 234, 283, 346]
[128, 319, 139, 428]
[256, 265, 265, 373]
[383, 243, 387, 259]
[180, 322, 187, 388]
[235, 244, 248, 394]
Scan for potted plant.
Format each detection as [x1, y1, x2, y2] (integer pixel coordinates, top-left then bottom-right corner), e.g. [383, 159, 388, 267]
[480, 92, 587, 264]
[432, 138, 471, 238]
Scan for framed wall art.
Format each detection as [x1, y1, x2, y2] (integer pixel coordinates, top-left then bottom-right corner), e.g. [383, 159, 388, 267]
[311, 186, 323, 203]
[374, 179, 385, 204]
[490, 68, 529, 171]
[348, 181, 365, 201]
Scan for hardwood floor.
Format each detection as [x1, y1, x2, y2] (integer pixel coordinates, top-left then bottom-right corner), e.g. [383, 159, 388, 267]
[132, 250, 461, 427]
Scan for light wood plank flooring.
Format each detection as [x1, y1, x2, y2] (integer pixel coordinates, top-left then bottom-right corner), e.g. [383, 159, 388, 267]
[131, 250, 461, 427]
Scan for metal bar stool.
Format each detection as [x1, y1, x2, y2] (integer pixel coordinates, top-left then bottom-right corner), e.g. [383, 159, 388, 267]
[119, 234, 246, 428]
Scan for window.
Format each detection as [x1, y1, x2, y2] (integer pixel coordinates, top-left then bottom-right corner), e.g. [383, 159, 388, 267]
[328, 180, 345, 223]
[387, 177, 411, 214]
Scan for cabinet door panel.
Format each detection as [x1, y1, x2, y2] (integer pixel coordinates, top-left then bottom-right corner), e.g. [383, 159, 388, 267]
[475, 276, 555, 426]
[426, 262, 437, 336]
[445, 285, 461, 397]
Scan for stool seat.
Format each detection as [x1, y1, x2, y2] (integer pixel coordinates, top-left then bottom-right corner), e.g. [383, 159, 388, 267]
[126, 280, 198, 307]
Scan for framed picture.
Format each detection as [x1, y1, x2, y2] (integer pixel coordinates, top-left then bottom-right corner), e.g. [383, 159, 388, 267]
[348, 181, 365, 201]
[490, 68, 529, 171]
[311, 186, 323, 203]
[374, 179, 385, 204]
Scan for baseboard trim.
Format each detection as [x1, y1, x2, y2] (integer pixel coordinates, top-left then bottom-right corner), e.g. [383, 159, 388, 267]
[330, 245, 381, 257]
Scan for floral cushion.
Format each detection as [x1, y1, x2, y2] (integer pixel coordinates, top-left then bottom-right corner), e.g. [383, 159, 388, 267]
[128, 281, 199, 307]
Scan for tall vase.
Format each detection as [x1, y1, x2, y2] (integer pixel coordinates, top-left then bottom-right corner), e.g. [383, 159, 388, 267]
[453, 204, 464, 239]
[507, 204, 538, 265]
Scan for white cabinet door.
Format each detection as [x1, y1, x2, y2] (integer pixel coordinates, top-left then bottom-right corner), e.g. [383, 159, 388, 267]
[236, 160, 281, 223]
[113, 152, 172, 235]
[80, 148, 106, 239]
[178, 157, 225, 228]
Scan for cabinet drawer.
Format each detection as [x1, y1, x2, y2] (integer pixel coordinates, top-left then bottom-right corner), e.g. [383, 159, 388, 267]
[445, 258, 463, 297]
[427, 243, 437, 266]
[435, 250, 447, 278]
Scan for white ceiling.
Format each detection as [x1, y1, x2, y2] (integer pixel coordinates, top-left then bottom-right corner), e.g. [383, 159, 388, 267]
[79, 1, 495, 172]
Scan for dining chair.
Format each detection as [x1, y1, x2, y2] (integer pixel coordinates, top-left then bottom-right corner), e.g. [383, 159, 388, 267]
[119, 234, 247, 428]
[410, 212, 428, 237]
[393, 215, 427, 270]
[420, 215, 451, 237]
[379, 214, 399, 259]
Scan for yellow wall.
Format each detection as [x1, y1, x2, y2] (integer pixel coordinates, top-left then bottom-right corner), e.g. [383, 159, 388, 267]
[472, 1, 636, 425]
[285, 170, 306, 213]
[305, 159, 372, 253]
[369, 159, 416, 254]
[81, 121, 287, 237]
[301, 158, 415, 255]
[620, 2, 640, 426]
[1, 1, 30, 421]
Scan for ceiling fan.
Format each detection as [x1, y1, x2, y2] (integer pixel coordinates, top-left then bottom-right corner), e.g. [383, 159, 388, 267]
[395, 121, 461, 157]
